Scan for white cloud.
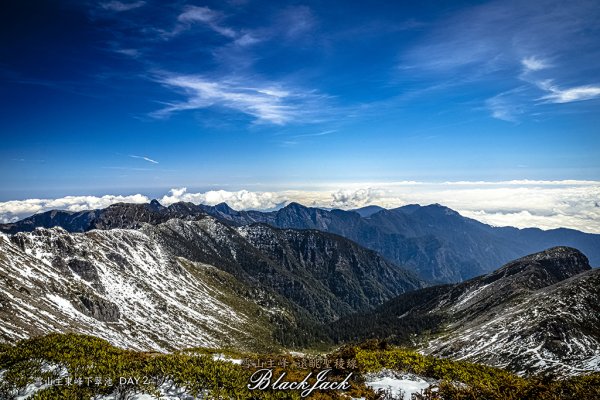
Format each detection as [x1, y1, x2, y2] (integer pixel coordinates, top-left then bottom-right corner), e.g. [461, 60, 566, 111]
[462, 209, 598, 232]
[114, 48, 141, 58]
[400, 0, 600, 120]
[160, 188, 285, 210]
[331, 188, 385, 208]
[2, 181, 599, 233]
[294, 129, 337, 138]
[177, 6, 236, 38]
[129, 155, 159, 164]
[0, 194, 149, 224]
[378, 182, 600, 233]
[485, 95, 520, 122]
[538, 81, 600, 103]
[484, 86, 533, 122]
[403, 0, 598, 74]
[151, 73, 325, 124]
[521, 56, 550, 72]
[100, 1, 145, 12]
[233, 33, 262, 47]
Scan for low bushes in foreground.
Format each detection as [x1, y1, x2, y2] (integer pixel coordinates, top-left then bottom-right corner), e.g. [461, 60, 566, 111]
[0, 334, 598, 399]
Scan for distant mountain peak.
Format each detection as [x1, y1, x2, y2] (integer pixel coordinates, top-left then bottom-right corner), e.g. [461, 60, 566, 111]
[284, 201, 305, 208]
[422, 203, 458, 214]
[391, 204, 421, 214]
[149, 199, 164, 210]
[2, 200, 600, 285]
[213, 202, 234, 213]
[352, 205, 386, 217]
[522, 245, 584, 261]
[483, 246, 590, 290]
[503, 246, 588, 271]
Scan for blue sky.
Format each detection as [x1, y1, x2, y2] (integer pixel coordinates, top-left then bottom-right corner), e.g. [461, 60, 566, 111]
[1, 0, 600, 231]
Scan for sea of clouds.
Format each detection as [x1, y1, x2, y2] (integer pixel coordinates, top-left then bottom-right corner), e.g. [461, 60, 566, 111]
[1, 181, 599, 233]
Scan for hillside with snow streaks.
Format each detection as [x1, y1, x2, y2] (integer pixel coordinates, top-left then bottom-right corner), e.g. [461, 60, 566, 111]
[6, 200, 600, 284]
[0, 215, 423, 351]
[328, 247, 600, 376]
[0, 227, 275, 351]
[427, 268, 600, 375]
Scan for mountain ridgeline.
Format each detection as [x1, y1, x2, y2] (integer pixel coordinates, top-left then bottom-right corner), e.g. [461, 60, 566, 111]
[197, 202, 600, 282]
[0, 211, 422, 350]
[327, 246, 600, 376]
[0, 200, 599, 376]
[3, 200, 599, 283]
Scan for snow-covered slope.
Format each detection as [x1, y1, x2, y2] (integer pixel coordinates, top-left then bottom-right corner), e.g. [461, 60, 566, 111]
[0, 226, 276, 351]
[329, 247, 600, 376]
[426, 267, 600, 376]
[0, 215, 422, 351]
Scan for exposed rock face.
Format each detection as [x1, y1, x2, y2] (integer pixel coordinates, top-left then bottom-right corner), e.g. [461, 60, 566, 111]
[0, 209, 101, 234]
[329, 247, 599, 376]
[68, 259, 100, 283]
[1, 200, 599, 376]
[75, 293, 120, 322]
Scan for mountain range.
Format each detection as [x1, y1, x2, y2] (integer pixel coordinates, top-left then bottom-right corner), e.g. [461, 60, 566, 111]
[1, 199, 599, 376]
[0, 212, 421, 351]
[3, 200, 599, 283]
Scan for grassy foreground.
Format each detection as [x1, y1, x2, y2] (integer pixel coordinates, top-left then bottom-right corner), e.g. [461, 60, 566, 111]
[0, 334, 598, 399]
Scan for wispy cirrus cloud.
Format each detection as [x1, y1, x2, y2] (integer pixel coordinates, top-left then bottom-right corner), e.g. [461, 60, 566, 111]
[100, 1, 145, 12]
[150, 73, 328, 125]
[92, 3, 327, 126]
[401, 0, 600, 121]
[403, 0, 597, 73]
[537, 80, 600, 104]
[158, 4, 317, 48]
[175, 5, 236, 38]
[129, 154, 159, 164]
[521, 56, 550, 72]
[113, 48, 141, 58]
[276, 130, 338, 146]
[277, 6, 316, 39]
[485, 94, 521, 122]
[293, 129, 337, 138]
[484, 86, 530, 122]
[485, 72, 600, 121]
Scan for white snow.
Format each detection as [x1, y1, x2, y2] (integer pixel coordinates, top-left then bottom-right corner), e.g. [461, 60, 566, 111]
[0, 225, 268, 352]
[364, 370, 434, 400]
[212, 353, 242, 365]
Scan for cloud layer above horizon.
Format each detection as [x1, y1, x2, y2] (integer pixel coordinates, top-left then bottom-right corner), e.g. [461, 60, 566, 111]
[1, 181, 599, 234]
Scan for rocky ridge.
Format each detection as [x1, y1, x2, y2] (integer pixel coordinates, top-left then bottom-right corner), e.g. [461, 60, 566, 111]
[328, 247, 600, 376]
